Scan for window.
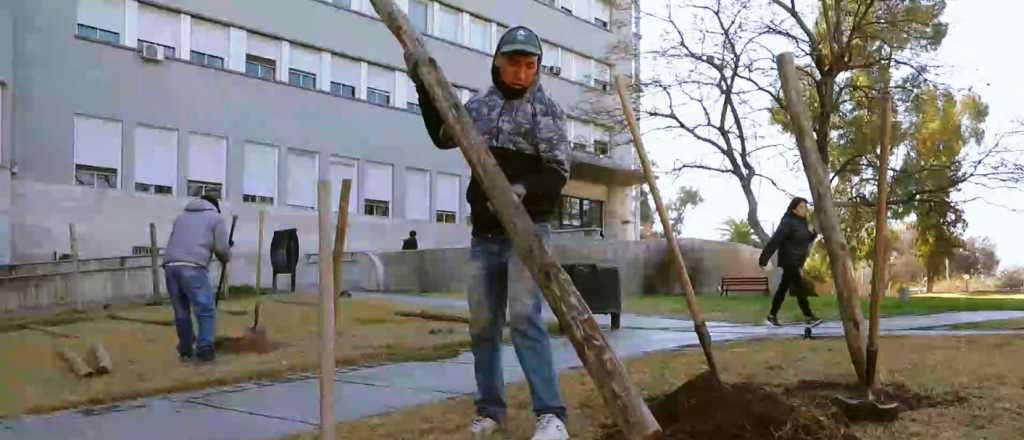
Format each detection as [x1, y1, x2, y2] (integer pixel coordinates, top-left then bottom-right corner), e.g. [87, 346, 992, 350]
[244, 142, 279, 205]
[74, 115, 122, 189]
[187, 180, 222, 199]
[138, 4, 180, 57]
[330, 157, 359, 213]
[364, 199, 390, 217]
[405, 78, 421, 113]
[332, 56, 361, 99]
[541, 42, 560, 69]
[331, 82, 357, 98]
[573, 53, 592, 84]
[334, 0, 352, 8]
[76, 165, 118, 189]
[574, 121, 593, 152]
[191, 51, 225, 69]
[134, 126, 178, 196]
[560, 196, 603, 230]
[593, 63, 611, 90]
[436, 5, 462, 43]
[435, 173, 461, 224]
[287, 150, 318, 208]
[289, 69, 317, 89]
[246, 55, 276, 80]
[77, 0, 123, 44]
[188, 133, 227, 200]
[368, 65, 394, 106]
[594, 128, 611, 156]
[138, 39, 176, 58]
[409, 0, 430, 33]
[405, 168, 431, 220]
[436, 211, 456, 223]
[468, 16, 491, 52]
[595, 0, 612, 29]
[76, 24, 120, 44]
[559, 0, 574, 14]
[364, 162, 393, 218]
[191, 18, 229, 66]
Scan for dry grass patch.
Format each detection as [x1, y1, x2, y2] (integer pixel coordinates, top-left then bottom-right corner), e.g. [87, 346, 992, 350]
[0, 293, 470, 417]
[277, 335, 1024, 440]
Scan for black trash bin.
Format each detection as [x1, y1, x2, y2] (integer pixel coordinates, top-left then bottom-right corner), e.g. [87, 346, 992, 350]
[562, 264, 622, 329]
[270, 228, 299, 292]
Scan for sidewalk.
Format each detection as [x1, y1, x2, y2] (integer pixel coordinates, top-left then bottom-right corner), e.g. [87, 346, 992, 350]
[2, 293, 1022, 440]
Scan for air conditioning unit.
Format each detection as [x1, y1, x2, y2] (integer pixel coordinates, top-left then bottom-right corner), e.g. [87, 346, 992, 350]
[139, 42, 164, 62]
[544, 65, 562, 76]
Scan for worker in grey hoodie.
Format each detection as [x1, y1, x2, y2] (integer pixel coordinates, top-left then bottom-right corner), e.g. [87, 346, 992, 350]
[162, 195, 231, 362]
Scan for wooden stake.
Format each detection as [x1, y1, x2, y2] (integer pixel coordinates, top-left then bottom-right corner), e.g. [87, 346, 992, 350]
[149, 223, 161, 302]
[107, 313, 174, 326]
[395, 310, 470, 324]
[23, 324, 80, 339]
[256, 210, 266, 296]
[777, 52, 867, 383]
[368, 1, 660, 437]
[333, 179, 352, 324]
[69, 223, 82, 311]
[867, 91, 893, 392]
[316, 180, 336, 440]
[59, 347, 94, 377]
[91, 342, 113, 375]
[613, 75, 721, 384]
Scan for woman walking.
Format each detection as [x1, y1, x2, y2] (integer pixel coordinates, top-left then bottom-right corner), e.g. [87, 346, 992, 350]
[759, 197, 822, 327]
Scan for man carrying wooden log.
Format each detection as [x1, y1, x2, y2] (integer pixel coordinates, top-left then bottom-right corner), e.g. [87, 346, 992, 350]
[162, 195, 232, 362]
[409, 26, 570, 440]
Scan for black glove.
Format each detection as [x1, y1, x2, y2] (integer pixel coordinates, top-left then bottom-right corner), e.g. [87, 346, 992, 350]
[229, 239, 235, 248]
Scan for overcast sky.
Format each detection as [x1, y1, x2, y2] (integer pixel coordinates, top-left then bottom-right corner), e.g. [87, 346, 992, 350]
[640, 0, 1024, 269]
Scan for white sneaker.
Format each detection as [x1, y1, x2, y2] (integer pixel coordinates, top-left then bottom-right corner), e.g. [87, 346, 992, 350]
[470, 416, 500, 440]
[531, 414, 569, 440]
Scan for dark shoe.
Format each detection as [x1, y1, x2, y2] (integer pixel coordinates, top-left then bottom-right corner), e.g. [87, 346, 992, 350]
[764, 315, 782, 327]
[179, 349, 194, 362]
[196, 347, 216, 362]
[805, 316, 823, 327]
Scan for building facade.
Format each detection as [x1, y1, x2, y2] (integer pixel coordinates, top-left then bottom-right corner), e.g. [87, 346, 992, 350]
[0, 0, 642, 276]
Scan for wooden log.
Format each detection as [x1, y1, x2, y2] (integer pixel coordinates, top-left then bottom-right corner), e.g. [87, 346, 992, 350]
[866, 91, 893, 392]
[23, 324, 81, 339]
[91, 342, 113, 375]
[333, 179, 352, 325]
[59, 346, 94, 377]
[107, 313, 174, 326]
[368, 1, 660, 437]
[69, 224, 82, 311]
[613, 75, 720, 384]
[777, 52, 867, 383]
[256, 210, 266, 296]
[395, 310, 470, 324]
[149, 223, 161, 302]
[316, 180, 337, 440]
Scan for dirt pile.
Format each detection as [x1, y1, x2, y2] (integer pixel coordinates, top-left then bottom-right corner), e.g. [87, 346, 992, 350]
[603, 372, 858, 440]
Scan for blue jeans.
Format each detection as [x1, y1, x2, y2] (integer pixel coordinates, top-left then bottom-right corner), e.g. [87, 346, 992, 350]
[165, 265, 216, 355]
[467, 225, 566, 423]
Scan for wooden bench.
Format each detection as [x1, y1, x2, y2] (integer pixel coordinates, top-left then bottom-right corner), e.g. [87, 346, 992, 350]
[720, 276, 770, 296]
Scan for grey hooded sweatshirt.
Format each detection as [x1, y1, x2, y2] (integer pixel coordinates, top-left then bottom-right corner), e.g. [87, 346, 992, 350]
[163, 199, 231, 268]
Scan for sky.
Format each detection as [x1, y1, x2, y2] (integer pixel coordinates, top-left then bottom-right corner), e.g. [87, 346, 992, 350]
[639, 0, 1024, 269]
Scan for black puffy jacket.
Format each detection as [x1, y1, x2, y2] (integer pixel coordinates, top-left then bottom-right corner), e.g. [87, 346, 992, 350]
[759, 212, 818, 268]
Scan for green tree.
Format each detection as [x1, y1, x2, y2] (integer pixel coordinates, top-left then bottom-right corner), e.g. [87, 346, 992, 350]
[718, 218, 759, 247]
[668, 187, 704, 237]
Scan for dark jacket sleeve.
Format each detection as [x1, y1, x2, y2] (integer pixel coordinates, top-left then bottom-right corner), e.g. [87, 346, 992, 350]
[759, 219, 792, 267]
[416, 83, 458, 150]
[520, 96, 570, 197]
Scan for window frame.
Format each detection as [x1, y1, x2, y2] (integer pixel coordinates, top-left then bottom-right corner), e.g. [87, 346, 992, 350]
[75, 164, 118, 190]
[138, 39, 176, 58]
[76, 24, 120, 44]
[135, 182, 174, 195]
[288, 68, 317, 90]
[243, 194, 275, 205]
[245, 54, 277, 80]
[559, 195, 604, 230]
[367, 87, 392, 106]
[190, 50, 225, 69]
[364, 199, 391, 217]
[187, 179, 223, 200]
[330, 81, 357, 98]
[436, 210, 457, 224]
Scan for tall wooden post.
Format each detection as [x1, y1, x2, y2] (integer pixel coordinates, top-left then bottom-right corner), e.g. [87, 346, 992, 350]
[316, 180, 336, 440]
[333, 180, 352, 298]
[149, 223, 161, 302]
[256, 210, 266, 296]
[777, 52, 867, 383]
[866, 91, 893, 391]
[368, 1, 661, 437]
[613, 75, 720, 383]
[69, 223, 82, 310]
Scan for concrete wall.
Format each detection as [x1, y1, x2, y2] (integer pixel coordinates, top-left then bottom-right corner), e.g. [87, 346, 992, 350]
[0, 256, 169, 313]
[353, 238, 768, 296]
[0, 4, 13, 265]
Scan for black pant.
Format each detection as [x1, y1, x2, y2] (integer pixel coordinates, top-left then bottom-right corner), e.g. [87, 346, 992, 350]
[770, 266, 814, 317]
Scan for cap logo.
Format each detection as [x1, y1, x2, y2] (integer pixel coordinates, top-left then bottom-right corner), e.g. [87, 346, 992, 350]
[516, 29, 528, 40]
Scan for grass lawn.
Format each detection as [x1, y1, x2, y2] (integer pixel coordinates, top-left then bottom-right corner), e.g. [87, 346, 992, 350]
[950, 317, 1024, 330]
[0, 293, 471, 418]
[623, 293, 1024, 323]
[276, 334, 1024, 440]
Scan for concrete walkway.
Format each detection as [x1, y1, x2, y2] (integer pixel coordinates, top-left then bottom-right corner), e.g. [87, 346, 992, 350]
[3, 293, 1022, 440]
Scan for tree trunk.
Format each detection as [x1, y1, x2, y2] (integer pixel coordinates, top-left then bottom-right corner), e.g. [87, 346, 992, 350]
[368, 1, 661, 437]
[777, 52, 867, 384]
[740, 176, 770, 245]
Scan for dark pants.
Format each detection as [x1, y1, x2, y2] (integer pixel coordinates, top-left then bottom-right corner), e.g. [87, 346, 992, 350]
[770, 266, 814, 317]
